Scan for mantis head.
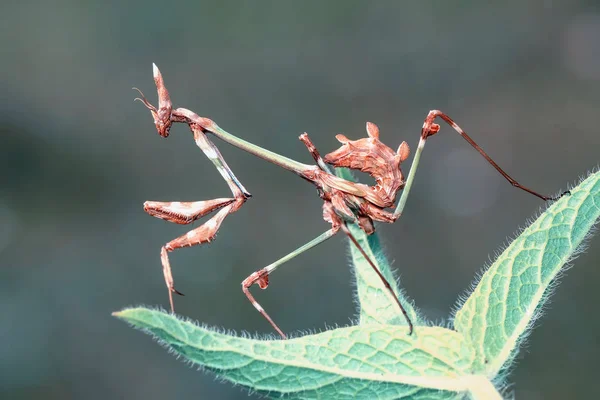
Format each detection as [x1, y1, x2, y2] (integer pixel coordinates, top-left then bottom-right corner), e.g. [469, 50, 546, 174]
[133, 63, 173, 138]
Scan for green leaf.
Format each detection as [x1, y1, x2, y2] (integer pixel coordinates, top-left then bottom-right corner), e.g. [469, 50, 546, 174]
[346, 222, 420, 327]
[454, 170, 600, 376]
[118, 161, 597, 399]
[335, 167, 419, 327]
[114, 307, 476, 399]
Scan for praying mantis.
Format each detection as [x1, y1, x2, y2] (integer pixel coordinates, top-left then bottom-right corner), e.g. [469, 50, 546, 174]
[135, 64, 567, 339]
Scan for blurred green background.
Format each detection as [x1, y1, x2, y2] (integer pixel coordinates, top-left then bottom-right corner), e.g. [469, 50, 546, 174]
[2, 1, 599, 399]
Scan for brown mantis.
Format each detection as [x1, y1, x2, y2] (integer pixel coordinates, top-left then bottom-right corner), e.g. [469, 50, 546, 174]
[135, 64, 567, 339]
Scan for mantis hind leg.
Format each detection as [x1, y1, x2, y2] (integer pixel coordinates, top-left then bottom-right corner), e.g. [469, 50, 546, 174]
[394, 110, 568, 219]
[242, 229, 337, 339]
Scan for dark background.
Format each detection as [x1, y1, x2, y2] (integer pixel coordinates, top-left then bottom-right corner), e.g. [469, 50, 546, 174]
[2, 1, 599, 399]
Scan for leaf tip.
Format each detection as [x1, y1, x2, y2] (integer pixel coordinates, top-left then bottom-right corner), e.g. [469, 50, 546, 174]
[112, 307, 147, 320]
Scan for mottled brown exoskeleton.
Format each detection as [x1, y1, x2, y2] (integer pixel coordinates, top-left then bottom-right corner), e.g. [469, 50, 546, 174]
[136, 64, 566, 338]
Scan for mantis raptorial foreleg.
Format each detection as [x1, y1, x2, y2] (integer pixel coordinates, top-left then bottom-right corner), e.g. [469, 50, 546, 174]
[191, 126, 251, 199]
[138, 98, 252, 311]
[157, 199, 245, 312]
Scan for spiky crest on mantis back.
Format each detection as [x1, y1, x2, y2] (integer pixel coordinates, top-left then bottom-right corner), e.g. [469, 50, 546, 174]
[135, 64, 565, 339]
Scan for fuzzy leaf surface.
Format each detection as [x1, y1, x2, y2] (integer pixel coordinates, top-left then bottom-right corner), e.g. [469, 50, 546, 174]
[115, 308, 478, 399]
[454, 171, 600, 376]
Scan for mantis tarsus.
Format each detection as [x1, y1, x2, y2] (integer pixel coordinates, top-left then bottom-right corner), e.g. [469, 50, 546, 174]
[135, 63, 567, 339]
